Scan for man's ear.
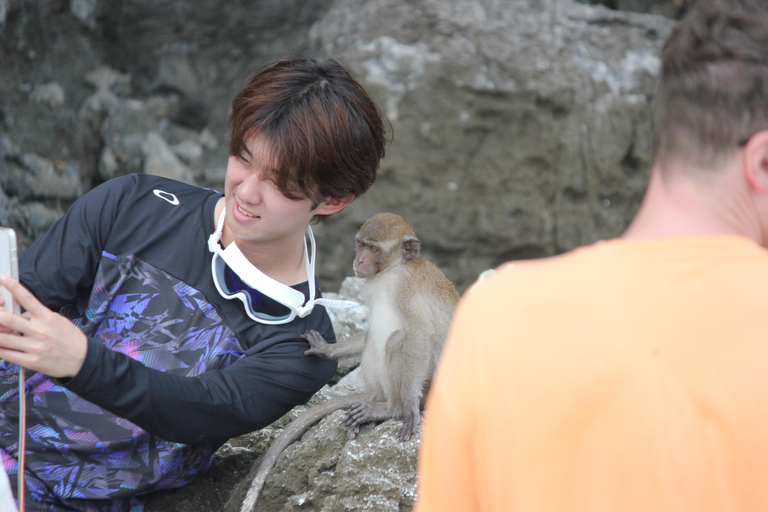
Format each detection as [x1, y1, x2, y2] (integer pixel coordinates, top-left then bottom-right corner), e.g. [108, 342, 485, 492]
[742, 130, 768, 193]
[314, 195, 355, 216]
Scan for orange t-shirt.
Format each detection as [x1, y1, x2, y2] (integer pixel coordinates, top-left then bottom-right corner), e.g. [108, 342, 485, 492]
[416, 237, 768, 512]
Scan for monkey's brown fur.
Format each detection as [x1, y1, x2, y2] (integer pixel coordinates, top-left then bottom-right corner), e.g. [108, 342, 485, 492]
[239, 213, 459, 512]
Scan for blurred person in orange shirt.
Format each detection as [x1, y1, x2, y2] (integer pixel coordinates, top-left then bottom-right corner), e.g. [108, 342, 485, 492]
[415, 1, 768, 511]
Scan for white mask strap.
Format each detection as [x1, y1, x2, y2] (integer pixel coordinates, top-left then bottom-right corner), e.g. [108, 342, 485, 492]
[208, 208, 358, 319]
[207, 209, 226, 253]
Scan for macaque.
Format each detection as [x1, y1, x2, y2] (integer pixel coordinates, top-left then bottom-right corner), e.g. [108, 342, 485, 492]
[239, 213, 459, 512]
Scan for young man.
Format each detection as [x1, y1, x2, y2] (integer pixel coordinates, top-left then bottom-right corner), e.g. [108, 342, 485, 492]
[0, 58, 387, 511]
[415, 1, 768, 511]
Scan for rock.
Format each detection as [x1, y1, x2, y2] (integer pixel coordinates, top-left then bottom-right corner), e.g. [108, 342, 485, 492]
[142, 131, 196, 184]
[239, 396, 421, 512]
[0, 184, 64, 252]
[0, 0, 7, 30]
[77, 87, 118, 186]
[96, 0, 335, 142]
[0, 133, 19, 160]
[156, 48, 200, 97]
[98, 147, 119, 179]
[199, 129, 219, 151]
[171, 139, 204, 163]
[85, 66, 132, 97]
[70, 0, 99, 31]
[11, 0, 668, 292]
[308, 0, 674, 291]
[579, 0, 695, 17]
[0, 150, 82, 202]
[98, 99, 160, 180]
[21, 201, 65, 236]
[0, 185, 13, 227]
[79, 68, 214, 186]
[27, 82, 66, 109]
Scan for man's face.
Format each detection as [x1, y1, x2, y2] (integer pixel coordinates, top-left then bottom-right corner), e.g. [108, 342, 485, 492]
[223, 137, 317, 249]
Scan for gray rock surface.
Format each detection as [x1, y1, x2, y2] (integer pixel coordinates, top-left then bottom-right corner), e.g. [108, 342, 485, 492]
[580, 0, 694, 18]
[308, 0, 674, 290]
[247, 407, 421, 512]
[1, 0, 676, 292]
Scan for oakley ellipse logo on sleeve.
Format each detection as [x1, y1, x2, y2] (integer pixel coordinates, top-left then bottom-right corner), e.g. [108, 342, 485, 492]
[153, 189, 180, 205]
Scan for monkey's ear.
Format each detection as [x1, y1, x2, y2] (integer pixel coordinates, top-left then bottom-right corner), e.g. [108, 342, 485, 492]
[401, 235, 421, 261]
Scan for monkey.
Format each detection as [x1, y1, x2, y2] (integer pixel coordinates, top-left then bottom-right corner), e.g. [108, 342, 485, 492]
[239, 212, 459, 512]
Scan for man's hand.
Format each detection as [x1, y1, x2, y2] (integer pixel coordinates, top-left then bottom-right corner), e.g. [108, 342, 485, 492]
[0, 275, 87, 378]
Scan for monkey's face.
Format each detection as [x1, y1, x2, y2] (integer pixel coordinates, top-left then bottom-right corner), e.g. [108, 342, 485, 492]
[353, 241, 381, 278]
[353, 238, 398, 278]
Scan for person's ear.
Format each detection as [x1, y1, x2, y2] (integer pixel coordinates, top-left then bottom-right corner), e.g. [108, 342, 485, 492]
[742, 130, 768, 193]
[314, 195, 355, 216]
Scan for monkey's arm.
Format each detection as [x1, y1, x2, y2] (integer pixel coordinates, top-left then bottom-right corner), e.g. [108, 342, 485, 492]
[303, 329, 367, 359]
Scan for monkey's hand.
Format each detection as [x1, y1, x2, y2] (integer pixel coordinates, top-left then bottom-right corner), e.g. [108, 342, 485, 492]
[302, 330, 332, 358]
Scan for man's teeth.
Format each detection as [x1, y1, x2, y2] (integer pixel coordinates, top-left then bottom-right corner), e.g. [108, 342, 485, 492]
[238, 205, 257, 218]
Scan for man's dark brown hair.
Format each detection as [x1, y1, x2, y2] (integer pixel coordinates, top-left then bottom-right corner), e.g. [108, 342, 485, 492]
[229, 58, 388, 218]
[654, 0, 768, 170]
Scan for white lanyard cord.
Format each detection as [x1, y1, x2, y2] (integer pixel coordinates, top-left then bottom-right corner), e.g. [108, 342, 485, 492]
[208, 209, 358, 318]
[297, 224, 358, 317]
[17, 366, 25, 511]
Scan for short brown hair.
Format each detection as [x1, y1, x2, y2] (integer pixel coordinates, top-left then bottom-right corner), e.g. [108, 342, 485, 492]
[229, 58, 388, 216]
[654, 0, 768, 169]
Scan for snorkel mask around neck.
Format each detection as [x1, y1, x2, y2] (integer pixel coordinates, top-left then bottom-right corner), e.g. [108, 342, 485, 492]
[208, 210, 358, 324]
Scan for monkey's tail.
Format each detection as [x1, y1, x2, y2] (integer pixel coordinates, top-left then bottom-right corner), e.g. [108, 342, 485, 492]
[240, 393, 369, 512]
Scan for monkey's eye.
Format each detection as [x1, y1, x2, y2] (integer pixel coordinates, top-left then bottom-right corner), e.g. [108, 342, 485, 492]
[369, 246, 378, 253]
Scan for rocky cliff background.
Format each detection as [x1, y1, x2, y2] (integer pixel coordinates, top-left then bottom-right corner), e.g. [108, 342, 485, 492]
[1, 0, 688, 510]
[0, 0, 688, 293]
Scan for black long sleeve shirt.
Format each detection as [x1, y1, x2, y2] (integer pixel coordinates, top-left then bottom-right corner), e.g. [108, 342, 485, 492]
[0, 174, 336, 505]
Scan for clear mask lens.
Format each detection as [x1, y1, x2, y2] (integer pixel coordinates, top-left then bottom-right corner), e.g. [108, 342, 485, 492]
[213, 255, 296, 324]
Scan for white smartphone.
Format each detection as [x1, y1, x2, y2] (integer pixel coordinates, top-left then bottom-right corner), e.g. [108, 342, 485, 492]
[0, 227, 20, 316]
[0, 227, 25, 506]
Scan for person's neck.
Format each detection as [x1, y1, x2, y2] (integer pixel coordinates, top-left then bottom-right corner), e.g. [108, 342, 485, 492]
[622, 162, 763, 244]
[232, 234, 308, 286]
